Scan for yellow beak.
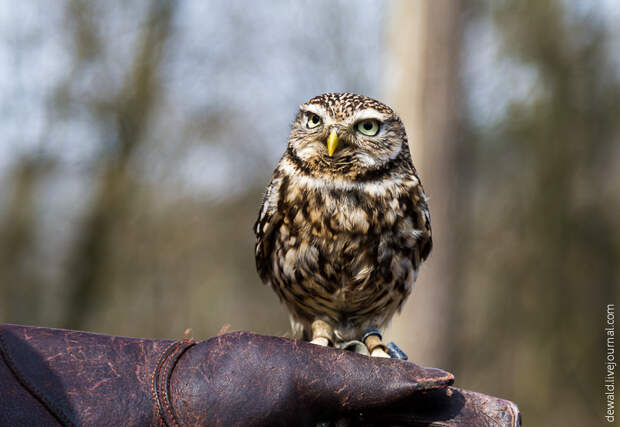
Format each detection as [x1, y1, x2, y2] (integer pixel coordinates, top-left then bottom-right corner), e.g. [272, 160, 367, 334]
[327, 130, 339, 156]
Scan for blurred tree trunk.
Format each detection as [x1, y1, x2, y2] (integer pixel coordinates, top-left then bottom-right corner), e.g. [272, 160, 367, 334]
[62, 0, 175, 330]
[385, 0, 466, 368]
[0, 159, 51, 325]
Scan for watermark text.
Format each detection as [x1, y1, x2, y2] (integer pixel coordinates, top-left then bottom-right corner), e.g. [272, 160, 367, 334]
[605, 304, 615, 423]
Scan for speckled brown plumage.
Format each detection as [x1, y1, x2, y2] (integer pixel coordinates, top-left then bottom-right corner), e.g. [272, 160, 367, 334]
[255, 93, 431, 343]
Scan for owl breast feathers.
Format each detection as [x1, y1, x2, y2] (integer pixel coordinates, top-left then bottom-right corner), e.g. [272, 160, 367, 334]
[254, 93, 431, 343]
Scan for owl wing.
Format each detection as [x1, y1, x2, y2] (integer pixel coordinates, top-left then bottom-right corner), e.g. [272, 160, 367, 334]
[407, 177, 433, 265]
[254, 173, 283, 285]
[417, 199, 433, 262]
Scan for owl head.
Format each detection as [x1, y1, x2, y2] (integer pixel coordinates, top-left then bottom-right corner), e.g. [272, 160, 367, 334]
[287, 93, 410, 179]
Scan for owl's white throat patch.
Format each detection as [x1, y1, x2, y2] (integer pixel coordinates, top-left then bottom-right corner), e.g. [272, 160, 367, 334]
[279, 156, 417, 196]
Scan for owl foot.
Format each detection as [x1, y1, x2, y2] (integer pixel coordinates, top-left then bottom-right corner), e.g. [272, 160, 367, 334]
[310, 319, 334, 347]
[362, 328, 390, 358]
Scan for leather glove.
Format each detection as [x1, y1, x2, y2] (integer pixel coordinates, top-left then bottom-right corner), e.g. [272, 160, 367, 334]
[0, 324, 519, 426]
[168, 331, 453, 426]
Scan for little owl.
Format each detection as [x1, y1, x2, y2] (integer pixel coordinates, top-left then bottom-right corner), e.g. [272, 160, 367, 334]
[254, 93, 431, 357]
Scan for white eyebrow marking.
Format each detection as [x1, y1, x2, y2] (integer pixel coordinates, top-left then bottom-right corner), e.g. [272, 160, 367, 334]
[299, 104, 329, 118]
[350, 108, 390, 123]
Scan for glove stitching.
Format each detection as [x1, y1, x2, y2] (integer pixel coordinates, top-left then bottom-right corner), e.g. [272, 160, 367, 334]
[152, 339, 196, 427]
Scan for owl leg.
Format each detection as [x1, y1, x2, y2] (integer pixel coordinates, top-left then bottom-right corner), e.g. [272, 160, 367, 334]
[362, 328, 390, 358]
[310, 319, 334, 347]
[289, 315, 305, 340]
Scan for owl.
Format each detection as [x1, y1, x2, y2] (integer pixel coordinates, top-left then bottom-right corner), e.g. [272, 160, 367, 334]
[254, 93, 431, 357]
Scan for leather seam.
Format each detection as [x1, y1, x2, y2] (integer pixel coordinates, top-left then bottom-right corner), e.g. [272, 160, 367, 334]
[151, 339, 196, 427]
[152, 341, 180, 426]
[161, 345, 179, 425]
[0, 328, 74, 427]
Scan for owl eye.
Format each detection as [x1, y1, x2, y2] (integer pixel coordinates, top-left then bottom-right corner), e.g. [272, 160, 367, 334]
[356, 120, 380, 136]
[307, 113, 322, 129]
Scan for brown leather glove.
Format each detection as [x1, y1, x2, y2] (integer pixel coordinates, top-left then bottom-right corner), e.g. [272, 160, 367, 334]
[0, 324, 519, 426]
[168, 331, 453, 426]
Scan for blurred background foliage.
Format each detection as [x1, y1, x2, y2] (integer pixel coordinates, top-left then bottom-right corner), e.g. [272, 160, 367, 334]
[0, 1, 618, 425]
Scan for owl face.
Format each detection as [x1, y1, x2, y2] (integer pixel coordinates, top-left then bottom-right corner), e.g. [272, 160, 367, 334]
[287, 93, 408, 176]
